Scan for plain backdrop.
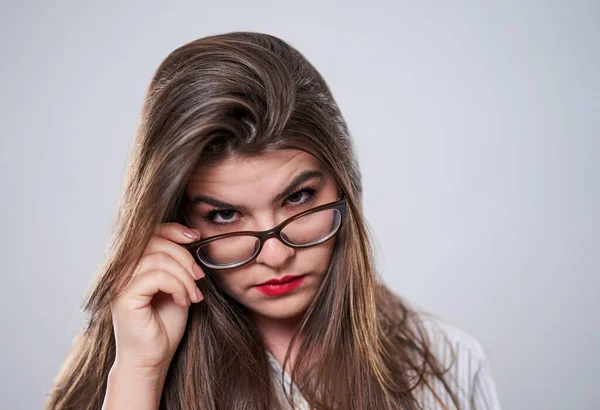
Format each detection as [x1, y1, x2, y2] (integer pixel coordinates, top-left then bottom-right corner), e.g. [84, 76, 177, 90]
[1, 1, 598, 409]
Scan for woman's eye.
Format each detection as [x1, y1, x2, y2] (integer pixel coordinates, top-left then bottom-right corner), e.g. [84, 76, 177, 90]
[205, 210, 238, 224]
[204, 187, 317, 225]
[286, 188, 316, 206]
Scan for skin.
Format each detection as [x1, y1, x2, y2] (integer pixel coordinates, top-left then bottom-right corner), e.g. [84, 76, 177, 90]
[184, 149, 340, 365]
[103, 149, 340, 410]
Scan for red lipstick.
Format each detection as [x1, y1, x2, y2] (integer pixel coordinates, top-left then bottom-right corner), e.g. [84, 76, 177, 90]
[255, 275, 306, 296]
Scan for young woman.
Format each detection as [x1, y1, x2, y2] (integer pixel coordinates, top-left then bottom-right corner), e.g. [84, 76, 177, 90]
[45, 32, 502, 410]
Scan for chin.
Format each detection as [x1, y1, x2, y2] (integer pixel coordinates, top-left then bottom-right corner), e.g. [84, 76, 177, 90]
[247, 292, 314, 321]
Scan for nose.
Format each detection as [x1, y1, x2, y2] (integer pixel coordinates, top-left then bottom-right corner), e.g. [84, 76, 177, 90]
[255, 236, 295, 268]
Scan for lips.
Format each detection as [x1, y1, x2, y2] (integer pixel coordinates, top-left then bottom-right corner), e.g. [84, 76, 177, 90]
[257, 275, 305, 286]
[254, 275, 307, 297]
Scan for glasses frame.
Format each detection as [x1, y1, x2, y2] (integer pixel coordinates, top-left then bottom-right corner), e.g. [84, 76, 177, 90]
[184, 190, 347, 270]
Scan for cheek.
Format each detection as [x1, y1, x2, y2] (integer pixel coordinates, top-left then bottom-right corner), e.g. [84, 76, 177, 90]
[296, 238, 336, 274]
[318, 243, 335, 269]
[211, 271, 245, 296]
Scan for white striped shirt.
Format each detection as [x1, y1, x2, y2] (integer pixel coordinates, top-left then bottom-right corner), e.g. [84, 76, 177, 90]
[266, 317, 502, 409]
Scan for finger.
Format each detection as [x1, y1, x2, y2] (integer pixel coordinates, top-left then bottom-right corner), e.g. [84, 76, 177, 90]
[143, 236, 206, 280]
[136, 252, 203, 303]
[125, 269, 191, 310]
[154, 222, 201, 244]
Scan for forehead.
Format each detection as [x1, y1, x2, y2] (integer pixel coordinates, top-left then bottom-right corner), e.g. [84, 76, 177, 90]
[186, 149, 328, 193]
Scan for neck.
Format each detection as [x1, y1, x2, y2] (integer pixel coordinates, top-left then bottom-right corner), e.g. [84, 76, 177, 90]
[249, 311, 305, 373]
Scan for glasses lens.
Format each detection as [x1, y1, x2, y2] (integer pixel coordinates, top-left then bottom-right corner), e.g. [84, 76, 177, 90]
[281, 209, 341, 246]
[197, 235, 260, 268]
[196, 208, 342, 268]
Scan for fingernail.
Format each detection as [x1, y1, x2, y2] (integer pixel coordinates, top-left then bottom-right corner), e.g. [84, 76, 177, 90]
[195, 287, 203, 302]
[183, 230, 200, 240]
[193, 263, 205, 279]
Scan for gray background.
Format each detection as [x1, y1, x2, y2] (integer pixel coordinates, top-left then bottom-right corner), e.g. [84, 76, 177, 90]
[1, 1, 598, 409]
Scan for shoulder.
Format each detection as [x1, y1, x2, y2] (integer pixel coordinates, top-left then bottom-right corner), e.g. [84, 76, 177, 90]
[412, 313, 503, 410]
[420, 314, 488, 367]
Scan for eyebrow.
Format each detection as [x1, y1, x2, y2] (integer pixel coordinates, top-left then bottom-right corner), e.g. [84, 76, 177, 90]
[190, 169, 325, 212]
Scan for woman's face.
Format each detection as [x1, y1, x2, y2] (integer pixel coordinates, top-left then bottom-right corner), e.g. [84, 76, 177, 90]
[183, 149, 340, 321]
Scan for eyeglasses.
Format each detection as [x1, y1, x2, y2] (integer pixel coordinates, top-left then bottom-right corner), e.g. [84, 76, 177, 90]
[184, 191, 347, 270]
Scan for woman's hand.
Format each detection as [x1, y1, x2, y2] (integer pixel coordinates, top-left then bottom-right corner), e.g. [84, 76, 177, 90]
[109, 223, 205, 373]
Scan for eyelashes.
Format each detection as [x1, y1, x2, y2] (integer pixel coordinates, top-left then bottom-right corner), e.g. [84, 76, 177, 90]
[286, 185, 318, 206]
[202, 185, 319, 226]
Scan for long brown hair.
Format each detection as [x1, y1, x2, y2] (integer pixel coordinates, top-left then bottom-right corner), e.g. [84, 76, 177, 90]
[46, 31, 460, 410]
